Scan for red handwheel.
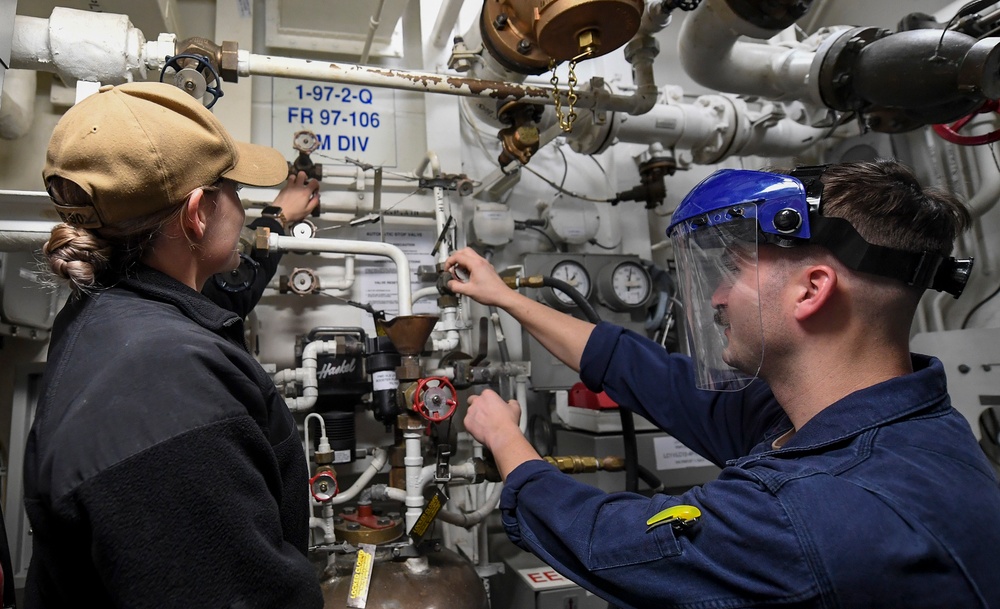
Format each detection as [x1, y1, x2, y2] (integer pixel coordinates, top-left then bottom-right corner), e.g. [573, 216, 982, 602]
[412, 376, 458, 422]
[309, 471, 338, 502]
[933, 99, 1000, 146]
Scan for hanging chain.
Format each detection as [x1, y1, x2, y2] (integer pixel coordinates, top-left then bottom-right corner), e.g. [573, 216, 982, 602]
[549, 58, 580, 133]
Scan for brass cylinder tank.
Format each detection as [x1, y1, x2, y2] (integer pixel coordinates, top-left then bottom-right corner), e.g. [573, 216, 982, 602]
[321, 546, 489, 609]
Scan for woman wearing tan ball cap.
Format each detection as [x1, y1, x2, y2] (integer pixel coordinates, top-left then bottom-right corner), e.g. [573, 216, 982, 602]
[23, 81, 323, 609]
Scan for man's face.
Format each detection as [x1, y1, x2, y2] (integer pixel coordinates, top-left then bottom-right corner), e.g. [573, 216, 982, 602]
[710, 242, 764, 374]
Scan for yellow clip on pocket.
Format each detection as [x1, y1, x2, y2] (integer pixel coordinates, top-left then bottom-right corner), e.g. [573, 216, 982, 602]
[646, 504, 702, 533]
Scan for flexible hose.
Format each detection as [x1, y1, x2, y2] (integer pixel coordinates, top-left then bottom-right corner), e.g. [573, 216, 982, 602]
[538, 276, 645, 494]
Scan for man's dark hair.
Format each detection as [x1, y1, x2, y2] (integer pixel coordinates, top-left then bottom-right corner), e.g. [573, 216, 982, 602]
[818, 159, 971, 257]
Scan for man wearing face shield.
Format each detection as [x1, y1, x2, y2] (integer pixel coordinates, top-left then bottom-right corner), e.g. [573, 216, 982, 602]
[444, 159, 1000, 609]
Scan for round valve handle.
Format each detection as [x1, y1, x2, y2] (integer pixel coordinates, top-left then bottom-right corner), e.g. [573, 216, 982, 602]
[309, 471, 338, 502]
[412, 376, 458, 422]
[933, 99, 1000, 146]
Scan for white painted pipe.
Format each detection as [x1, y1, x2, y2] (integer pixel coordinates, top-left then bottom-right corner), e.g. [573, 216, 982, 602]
[614, 93, 826, 163]
[240, 49, 661, 115]
[329, 448, 390, 506]
[360, 0, 388, 65]
[677, 0, 821, 103]
[404, 429, 424, 531]
[0, 69, 37, 140]
[416, 150, 442, 179]
[516, 375, 528, 434]
[412, 286, 440, 304]
[431, 307, 461, 352]
[437, 482, 503, 528]
[274, 339, 340, 411]
[309, 503, 337, 543]
[269, 234, 413, 315]
[314, 255, 356, 292]
[430, 0, 467, 49]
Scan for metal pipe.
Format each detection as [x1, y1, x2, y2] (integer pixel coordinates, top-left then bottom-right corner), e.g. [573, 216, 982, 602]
[329, 448, 389, 505]
[403, 428, 424, 531]
[269, 234, 413, 315]
[273, 340, 339, 411]
[240, 50, 666, 114]
[677, 0, 822, 103]
[0, 69, 37, 140]
[430, 0, 468, 49]
[360, 0, 388, 65]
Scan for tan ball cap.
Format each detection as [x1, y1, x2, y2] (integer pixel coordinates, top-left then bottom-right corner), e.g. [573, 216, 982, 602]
[43, 81, 290, 228]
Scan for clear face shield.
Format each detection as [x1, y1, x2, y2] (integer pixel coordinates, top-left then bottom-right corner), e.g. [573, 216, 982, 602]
[671, 214, 764, 391]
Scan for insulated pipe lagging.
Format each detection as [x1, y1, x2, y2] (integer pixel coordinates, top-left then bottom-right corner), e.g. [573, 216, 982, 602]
[10, 9, 149, 84]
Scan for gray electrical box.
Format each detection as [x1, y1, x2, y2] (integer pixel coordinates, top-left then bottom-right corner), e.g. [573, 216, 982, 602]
[490, 534, 608, 609]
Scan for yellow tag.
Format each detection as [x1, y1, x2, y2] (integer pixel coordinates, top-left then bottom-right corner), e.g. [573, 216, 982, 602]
[646, 504, 702, 532]
[346, 543, 376, 608]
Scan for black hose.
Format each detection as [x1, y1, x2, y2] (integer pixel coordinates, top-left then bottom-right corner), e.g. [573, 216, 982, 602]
[538, 276, 646, 494]
[540, 277, 601, 323]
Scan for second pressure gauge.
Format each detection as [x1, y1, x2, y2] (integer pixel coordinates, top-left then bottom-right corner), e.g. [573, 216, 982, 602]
[597, 260, 652, 311]
[544, 259, 592, 308]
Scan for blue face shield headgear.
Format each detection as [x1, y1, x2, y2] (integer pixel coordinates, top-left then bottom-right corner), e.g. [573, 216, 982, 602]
[667, 166, 973, 391]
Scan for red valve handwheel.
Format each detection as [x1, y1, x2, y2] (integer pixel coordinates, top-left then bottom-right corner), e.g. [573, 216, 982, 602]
[309, 471, 338, 502]
[412, 376, 458, 422]
[933, 99, 1000, 146]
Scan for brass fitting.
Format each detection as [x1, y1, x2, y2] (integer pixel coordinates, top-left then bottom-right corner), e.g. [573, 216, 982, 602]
[254, 226, 271, 255]
[544, 454, 626, 473]
[503, 275, 546, 289]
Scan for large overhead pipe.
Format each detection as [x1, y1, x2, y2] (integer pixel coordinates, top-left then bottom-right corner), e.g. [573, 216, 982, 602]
[678, 0, 1000, 134]
[816, 27, 1000, 132]
[677, 0, 824, 103]
[9, 9, 155, 85]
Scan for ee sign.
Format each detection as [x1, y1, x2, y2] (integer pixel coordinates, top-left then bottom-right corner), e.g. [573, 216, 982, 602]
[272, 79, 399, 167]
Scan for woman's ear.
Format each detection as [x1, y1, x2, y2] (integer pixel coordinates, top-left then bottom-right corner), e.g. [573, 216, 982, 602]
[793, 265, 838, 322]
[181, 189, 210, 240]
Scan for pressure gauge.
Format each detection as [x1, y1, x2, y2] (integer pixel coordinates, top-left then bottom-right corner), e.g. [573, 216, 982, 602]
[597, 260, 652, 311]
[543, 259, 592, 308]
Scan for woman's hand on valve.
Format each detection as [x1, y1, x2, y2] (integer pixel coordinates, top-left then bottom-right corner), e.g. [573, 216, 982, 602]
[464, 389, 541, 480]
[444, 247, 514, 307]
[271, 170, 320, 223]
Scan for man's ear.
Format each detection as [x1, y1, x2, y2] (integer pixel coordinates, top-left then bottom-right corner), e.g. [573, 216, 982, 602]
[181, 189, 209, 240]
[793, 265, 838, 322]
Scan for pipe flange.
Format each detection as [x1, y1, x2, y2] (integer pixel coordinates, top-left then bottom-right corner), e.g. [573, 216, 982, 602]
[817, 26, 889, 112]
[959, 38, 1000, 98]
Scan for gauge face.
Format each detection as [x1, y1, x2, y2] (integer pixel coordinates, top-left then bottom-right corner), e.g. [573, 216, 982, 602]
[549, 259, 592, 307]
[599, 260, 652, 311]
